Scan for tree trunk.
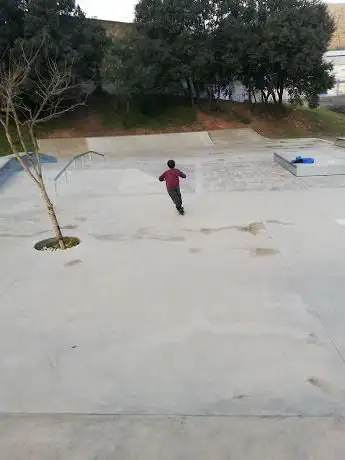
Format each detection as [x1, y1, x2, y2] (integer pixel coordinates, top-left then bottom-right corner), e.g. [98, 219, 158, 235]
[207, 86, 214, 109]
[271, 90, 277, 104]
[186, 77, 194, 107]
[181, 79, 189, 98]
[123, 98, 131, 128]
[94, 66, 103, 94]
[248, 89, 252, 104]
[39, 182, 65, 249]
[28, 124, 43, 178]
[261, 90, 268, 103]
[277, 74, 286, 105]
[195, 84, 201, 105]
[190, 78, 197, 105]
[277, 85, 284, 105]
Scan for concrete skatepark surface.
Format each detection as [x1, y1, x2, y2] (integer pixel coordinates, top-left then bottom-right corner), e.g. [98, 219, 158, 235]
[38, 130, 214, 157]
[37, 128, 333, 158]
[2, 130, 345, 458]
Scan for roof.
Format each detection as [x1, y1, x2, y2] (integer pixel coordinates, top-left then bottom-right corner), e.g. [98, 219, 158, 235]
[328, 4, 345, 50]
[91, 19, 132, 38]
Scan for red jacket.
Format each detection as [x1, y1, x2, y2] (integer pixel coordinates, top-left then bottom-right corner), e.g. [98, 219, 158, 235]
[159, 168, 186, 190]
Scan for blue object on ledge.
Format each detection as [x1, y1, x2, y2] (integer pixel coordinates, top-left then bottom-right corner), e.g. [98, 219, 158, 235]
[291, 156, 315, 164]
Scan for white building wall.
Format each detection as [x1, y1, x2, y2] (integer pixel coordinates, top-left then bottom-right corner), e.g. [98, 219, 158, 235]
[228, 50, 345, 102]
[323, 50, 345, 96]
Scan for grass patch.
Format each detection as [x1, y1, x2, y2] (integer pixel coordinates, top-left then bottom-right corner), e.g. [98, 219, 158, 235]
[132, 104, 196, 129]
[14, 93, 345, 141]
[0, 130, 10, 156]
[100, 104, 196, 130]
[37, 93, 198, 138]
[300, 107, 345, 137]
[100, 94, 197, 129]
[0, 126, 34, 157]
[208, 101, 345, 139]
[34, 236, 81, 251]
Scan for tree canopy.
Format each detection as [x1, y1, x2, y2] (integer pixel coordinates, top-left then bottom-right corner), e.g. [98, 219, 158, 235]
[0, 0, 109, 86]
[103, 0, 335, 107]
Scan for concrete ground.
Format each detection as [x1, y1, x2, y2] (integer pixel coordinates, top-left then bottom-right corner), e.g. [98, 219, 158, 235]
[2, 137, 345, 458]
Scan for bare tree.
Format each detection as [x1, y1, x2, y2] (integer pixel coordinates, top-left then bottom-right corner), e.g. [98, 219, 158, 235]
[0, 44, 87, 249]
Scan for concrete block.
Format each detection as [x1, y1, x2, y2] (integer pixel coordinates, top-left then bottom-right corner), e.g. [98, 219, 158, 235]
[274, 151, 345, 177]
[335, 137, 345, 148]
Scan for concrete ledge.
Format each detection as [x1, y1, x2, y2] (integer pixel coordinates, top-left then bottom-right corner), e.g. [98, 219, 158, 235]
[0, 154, 13, 168]
[0, 153, 58, 189]
[274, 152, 298, 176]
[336, 137, 345, 148]
[274, 151, 345, 177]
[0, 155, 18, 188]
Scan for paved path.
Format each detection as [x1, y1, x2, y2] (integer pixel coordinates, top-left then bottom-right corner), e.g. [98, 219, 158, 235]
[2, 415, 345, 460]
[1, 148, 345, 458]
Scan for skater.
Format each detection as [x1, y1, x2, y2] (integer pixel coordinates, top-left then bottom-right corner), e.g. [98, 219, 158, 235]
[159, 160, 186, 215]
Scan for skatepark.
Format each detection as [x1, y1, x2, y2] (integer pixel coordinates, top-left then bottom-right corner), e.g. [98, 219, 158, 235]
[2, 128, 345, 458]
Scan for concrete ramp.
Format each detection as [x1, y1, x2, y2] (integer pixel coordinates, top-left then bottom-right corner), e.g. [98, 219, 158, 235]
[335, 137, 345, 148]
[209, 128, 265, 146]
[37, 129, 274, 158]
[88, 131, 213, 155]
[38, 131, 213, 158]
[38, 137, 88, 157]
[0, 153, 57, 190]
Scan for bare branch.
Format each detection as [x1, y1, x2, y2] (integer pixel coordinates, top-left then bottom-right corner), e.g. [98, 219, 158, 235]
[0, 40, 87, 177]
[34, 95, 88, 124]
[0, 115, 39, 185]
[0, 34, 72, 248]
[0, 59, 40, 174]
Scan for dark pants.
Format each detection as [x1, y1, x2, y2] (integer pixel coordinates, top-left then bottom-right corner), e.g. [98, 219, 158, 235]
[168, 187, 183, 211]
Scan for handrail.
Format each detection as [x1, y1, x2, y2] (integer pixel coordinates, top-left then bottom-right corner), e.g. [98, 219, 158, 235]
[54, 150, 105, 183]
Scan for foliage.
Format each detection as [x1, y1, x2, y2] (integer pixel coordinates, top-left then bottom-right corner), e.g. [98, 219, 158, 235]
[102, 34, 161, 110]
[307, 93, 320, 109]
[103, 0, 218, 105]
[103, 0, 335, 107]
[29, 97, 345, 141]
[0, 44, 88, 248]
[0, 0, 109, 88]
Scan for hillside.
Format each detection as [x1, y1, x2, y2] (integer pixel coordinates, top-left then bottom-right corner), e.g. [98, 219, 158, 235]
[2, 97, 345, 155]
[37, 95, 345, 139]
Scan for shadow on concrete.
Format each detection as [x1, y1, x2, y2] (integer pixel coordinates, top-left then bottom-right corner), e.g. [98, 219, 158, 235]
[0, 154, 57, 190]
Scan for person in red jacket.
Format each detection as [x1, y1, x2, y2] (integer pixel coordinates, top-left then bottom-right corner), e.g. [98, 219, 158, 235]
[159, 160, 187, 215]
